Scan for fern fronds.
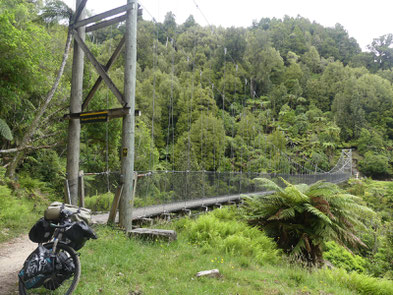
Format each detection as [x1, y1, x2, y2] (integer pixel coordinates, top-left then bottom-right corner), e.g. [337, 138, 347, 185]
[0, 118, 13, 141]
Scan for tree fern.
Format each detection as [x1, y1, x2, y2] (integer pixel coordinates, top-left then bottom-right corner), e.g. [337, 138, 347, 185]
[0, 118, 12, 141]
[243, 178, 374, 266]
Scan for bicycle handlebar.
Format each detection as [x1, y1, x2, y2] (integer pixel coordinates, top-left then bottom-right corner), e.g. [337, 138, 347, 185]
[49, 221, 74, 229]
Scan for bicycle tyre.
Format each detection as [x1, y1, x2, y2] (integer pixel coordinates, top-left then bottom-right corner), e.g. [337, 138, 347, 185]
[19, 242, 81, 295]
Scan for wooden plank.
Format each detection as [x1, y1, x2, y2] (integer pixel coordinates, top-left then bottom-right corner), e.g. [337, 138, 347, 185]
[73, 31, 126, 107]
[86, 14, 127, 32]
[128, 228, 177, 241]
[74, 3, 133, 28]
[82, 36, 125, 110]
[107, 185, 124, 224]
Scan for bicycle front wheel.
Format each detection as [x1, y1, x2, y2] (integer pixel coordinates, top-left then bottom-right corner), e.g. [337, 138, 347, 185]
[19, 242, 81, 295]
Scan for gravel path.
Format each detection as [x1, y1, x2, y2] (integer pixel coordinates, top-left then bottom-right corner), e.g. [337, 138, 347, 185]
[0, 235, 36, 295]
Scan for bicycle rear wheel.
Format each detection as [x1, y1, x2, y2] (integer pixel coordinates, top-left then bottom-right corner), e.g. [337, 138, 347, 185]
[19, 242, 81, 295]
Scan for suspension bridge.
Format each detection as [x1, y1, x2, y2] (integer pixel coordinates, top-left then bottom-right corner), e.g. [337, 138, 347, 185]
[91, 149, 352, 224]
[63, 1, 354, 227]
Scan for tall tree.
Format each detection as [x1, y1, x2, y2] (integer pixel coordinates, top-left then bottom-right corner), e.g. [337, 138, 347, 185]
[368, 34, 393, 71]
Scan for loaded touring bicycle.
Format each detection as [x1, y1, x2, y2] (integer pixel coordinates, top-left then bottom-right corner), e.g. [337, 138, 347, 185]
[19, 202, 97, 295]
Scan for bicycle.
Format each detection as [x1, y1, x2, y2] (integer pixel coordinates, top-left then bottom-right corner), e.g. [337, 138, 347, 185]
[18, 206, 97, 295]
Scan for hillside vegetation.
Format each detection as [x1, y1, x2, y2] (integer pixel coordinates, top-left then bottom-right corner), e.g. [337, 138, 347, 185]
[72, 208, 393, 295]
[1, 0, 393, 187]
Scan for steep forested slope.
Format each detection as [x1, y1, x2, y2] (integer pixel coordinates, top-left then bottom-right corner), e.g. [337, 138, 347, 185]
[1, 0, 393, 190]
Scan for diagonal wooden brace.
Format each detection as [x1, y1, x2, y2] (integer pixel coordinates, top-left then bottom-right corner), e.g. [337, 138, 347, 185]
[71, 0, 87, 25]
[82, 36, 126, 110]
[73, 30, 127, 107]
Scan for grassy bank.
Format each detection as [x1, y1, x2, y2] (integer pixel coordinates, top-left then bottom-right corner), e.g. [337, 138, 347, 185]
[74, 210, 393, 295]
[77, 226, 355, 295]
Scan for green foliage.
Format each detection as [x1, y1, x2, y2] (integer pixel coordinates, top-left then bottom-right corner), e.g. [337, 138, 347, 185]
[39, 0, 73, 24]
[345, 179, 393, 277]
[176, 207, 280, 265]
[323, 241, 367, 273]
[18, 173, 56, 198]
[243, 179, 374, 265]
[0, 118, 13, 140]
[0, 185, 46, 242]
[84, 192, 114, 212]
[20, 149, 66, 195]
[359, 152, 392, 178]
[326, 268, 393, 295]
[368, 222, 393, 279]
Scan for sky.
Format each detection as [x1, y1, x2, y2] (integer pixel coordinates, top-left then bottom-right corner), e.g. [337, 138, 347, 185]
[63, 0, 393, 50]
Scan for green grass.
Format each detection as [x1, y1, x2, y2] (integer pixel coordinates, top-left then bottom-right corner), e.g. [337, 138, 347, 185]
[0, 185, 46, 242]
[74, 218, 393, 295]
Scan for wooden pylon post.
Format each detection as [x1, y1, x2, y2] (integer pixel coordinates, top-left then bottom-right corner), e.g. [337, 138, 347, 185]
[66, 0, 86, 205]
[119, 0, 138, 231]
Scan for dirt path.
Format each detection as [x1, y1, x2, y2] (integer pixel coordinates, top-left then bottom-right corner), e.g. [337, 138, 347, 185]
[0, 235, 36, 295]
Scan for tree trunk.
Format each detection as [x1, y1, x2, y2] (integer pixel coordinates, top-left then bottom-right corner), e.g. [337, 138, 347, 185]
[6, 28, 73, 179]
[309, 243, 324, 267]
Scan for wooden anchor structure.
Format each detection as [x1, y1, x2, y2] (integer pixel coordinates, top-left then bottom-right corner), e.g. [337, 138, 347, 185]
[65, 0, 139, 231]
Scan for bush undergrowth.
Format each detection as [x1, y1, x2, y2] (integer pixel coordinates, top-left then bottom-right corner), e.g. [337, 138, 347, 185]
[0, 185, 46, 242]
[323, 241, 367, 273]
[84, 192, 114, 212]
[175, 207, 281, 265]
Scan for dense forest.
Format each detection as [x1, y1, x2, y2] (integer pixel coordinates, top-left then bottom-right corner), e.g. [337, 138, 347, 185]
[2, 0, 393, 195]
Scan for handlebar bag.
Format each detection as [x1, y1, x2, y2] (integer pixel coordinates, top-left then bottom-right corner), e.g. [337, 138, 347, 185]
[64, 221, 97, 251]
[18, 245, 53, 289]
[28, 217, 55, 243]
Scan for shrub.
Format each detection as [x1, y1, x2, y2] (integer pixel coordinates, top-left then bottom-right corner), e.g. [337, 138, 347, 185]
[323, 241, 367, 273]
[359, 152, 391, 178]
[176, 207, 281, 265]
[84, 192, 114, 211]
[18, 173, 54, 193]
[20, 150, 66, 195]
[325, 268, 393, 295]
[0, 185, 45, 242]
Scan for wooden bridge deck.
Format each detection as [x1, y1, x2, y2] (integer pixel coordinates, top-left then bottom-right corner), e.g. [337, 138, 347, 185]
[92, 191, 271, 224]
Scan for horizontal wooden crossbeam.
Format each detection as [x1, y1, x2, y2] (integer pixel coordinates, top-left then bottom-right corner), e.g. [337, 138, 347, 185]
[86, 14, 127, 32]
[74, 3, 133, 29]
[63, 108, 141, 123]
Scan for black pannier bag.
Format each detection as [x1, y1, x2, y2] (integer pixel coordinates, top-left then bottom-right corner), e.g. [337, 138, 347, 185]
[64, 221, 97, 251]
[29, 217, 55, 243]
[18, 245, 53, 289]
[43, 251, 75, 290]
